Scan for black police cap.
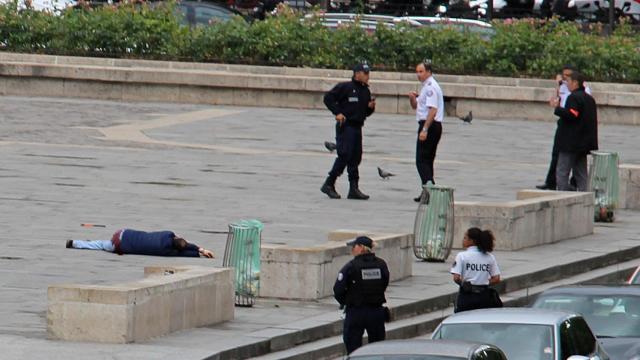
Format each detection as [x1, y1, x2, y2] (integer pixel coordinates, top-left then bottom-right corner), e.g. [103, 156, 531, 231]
[346, 236, 373, 248]
[352, 63, 370, 74]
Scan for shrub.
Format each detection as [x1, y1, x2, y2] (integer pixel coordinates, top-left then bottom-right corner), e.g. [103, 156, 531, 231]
[1, 1, 639, 82]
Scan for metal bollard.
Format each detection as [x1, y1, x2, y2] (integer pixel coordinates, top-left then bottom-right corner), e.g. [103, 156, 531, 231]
[413, 183, 455, 262]
[589, 151, 619, 222]
[223, 219, 263, 307]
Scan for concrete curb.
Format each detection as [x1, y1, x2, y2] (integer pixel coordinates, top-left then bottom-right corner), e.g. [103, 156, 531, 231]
[1, 52, 639, 124]
[202, 243, 640, 360]
[251, 262, 637, 360]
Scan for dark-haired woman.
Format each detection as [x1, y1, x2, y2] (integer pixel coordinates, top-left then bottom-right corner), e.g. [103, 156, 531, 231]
[450, 227, 501, 313]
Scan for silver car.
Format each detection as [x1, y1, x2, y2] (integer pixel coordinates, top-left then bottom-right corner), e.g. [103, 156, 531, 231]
[531, 285, 640, 360]
[347, 339, 508, 360]
[432, 308, 610, 360]
[627, 265, 640, 284]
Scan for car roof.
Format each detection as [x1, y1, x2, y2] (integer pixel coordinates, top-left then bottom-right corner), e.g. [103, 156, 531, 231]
[349, 339, 489, 357]
[401, 16, 492, 28]
[440, 307, 578, 325]
[538, 285, 640, 297]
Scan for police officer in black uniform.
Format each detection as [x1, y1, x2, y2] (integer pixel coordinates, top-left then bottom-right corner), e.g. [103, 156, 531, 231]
[321, 63, 376, 200]
[333, 236, 390, 354]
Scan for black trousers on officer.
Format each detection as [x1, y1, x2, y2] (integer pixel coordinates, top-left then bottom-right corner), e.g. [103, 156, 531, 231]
[329, 124, 362, 183]
[416, 121, 442, 185]
[343, 305, 386, 354]
[543, 127, 560, 188]
[455, 288, 496, 313]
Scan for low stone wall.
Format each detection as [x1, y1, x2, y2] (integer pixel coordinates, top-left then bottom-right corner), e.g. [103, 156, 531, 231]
[1, 52, 639, 124]
[47, 265, 234, 343]
[620, 164, 640, 210]
[453, 190, 594, 250]
[259, 231, 412, 300]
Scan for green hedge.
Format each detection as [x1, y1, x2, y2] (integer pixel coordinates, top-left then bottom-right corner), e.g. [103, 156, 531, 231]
[1, 1, 639, 82]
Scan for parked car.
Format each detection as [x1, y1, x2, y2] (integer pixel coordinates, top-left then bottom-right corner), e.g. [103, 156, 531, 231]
[570, 0, 640, 22]
[531, 285, 640, 360]
[176, 0, 244, 26]
[347, 339, 509, 360]
[0, 0, 76, 13]
[399, 16, 495, 38]
[628, 265, 640, 284]
[305, 12, 492, 36]
[432, 308, 610, 360]
[304, 12, 421, 32]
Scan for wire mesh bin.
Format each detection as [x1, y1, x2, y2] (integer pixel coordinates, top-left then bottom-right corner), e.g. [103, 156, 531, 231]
[223, 219, 263, 307]
[589, 151, 619, 222]
[413, 183, 455, 262]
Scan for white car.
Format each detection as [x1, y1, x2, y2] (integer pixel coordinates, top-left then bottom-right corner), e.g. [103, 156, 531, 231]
[629, 265, 640, 284]
[432, 308, 610, 360]
[348, 339, 508, 360]
[0, 0, 76, 12]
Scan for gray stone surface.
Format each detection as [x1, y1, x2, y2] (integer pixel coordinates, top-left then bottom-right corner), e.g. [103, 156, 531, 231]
[2, 95, 640, 359]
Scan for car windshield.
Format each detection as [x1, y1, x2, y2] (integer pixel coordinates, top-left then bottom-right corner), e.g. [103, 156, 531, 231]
[350, 356, 463, 360]
[533, 294, 640, 337]
[435, 323, 554, 360]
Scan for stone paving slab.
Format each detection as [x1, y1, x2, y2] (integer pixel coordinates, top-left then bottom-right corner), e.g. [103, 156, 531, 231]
[1, 95, 640, 359]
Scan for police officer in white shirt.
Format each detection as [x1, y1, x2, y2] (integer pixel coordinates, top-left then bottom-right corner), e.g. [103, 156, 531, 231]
[537, 65, 592, 190]
[450, 227, 502, 313]
[408, 61, 444, 202]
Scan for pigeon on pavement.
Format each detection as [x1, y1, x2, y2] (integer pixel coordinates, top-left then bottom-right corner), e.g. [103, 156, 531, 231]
[324, 141, 337, 152]
[458, 111, 473, 124]
[377, 167, 396, 179]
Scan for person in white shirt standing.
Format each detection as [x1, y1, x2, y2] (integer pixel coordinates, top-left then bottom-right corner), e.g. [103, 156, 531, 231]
[408, 61, 444, 202]
[450, 227, 502, 313]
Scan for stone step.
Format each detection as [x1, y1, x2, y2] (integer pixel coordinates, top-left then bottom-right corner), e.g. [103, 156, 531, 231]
[252, 260, 637, 360]
[208, 244, 640, 360]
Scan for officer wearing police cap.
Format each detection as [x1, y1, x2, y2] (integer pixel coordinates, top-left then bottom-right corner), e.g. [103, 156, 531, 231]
[333, 236, 389, 354]
[321, 63, 376, 200]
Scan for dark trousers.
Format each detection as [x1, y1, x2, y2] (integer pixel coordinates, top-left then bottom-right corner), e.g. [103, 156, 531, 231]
[455, 289, 495, 313]
[416, 121, 442, 185]
[343, 306, 386, 354]
[557, 152, 588, 191]
[543, 128, 560, 187]
[329, 124, 362, 183]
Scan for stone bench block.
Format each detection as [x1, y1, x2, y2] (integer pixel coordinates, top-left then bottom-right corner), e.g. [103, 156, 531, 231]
[47, 265, 234, 343]
[620, 164, 640, 210]
[454, 191, 594, 250]
[259, 232, 412, 300]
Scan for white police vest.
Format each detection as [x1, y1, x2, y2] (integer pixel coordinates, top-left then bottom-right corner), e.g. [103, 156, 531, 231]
[450, 246, 500, 285]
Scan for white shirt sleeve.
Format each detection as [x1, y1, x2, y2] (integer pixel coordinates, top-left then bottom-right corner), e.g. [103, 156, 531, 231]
[416, 87, 429, 121]
[450, 253, 463, 275]
[425, 86, 439, 109]
[585, 83, 592, 95]
[489, 254, 501, 277]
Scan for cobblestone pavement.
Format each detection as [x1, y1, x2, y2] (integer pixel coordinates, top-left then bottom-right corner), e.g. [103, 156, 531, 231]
[1, 95, 640, 359]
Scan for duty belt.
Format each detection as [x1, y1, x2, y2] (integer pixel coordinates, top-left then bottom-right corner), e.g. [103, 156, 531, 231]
[461, 282, 489, 294]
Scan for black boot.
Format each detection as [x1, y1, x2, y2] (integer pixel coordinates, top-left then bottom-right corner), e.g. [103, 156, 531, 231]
[321, 177, 341, 199]
[348, 181, 369, 200]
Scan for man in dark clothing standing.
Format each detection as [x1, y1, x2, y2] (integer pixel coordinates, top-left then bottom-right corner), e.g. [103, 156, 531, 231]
[321, 63, 376, 200]
[66, 228, 215, 258]
[549, 71, 598, 192]
[537, 65, 592, 190]
[333, 236, 390, 354]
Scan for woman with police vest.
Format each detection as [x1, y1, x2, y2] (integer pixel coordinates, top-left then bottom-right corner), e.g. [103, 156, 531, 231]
[450, 227, 502, 313]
